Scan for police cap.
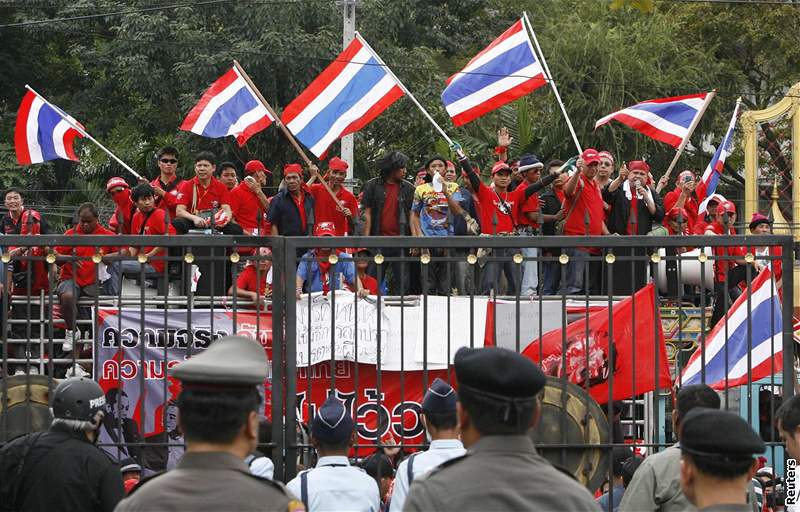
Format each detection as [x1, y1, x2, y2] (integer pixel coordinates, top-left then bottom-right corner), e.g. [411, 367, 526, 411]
[680, 408, 765, 461]
[422, 378, 457, 414]
[454, 346, 546, 401]
[311, 396, 355, 444]
[170, 336, 267, 386]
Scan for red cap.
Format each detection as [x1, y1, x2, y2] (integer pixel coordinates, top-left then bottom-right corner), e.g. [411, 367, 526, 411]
[328, 157, 349, 172]
[666, 207, 688, 221]
[628, 160, 650, 173]
[598, 150, 615, 163]
[721, 200, 736, 215]
[314, 221, 336, 237]
[491, 161, 512, 175]
[707, 193, 726, 206]
[106, 177, 129, 193]
[445, 160, 456, 171]
[580, 148, 601, 165]
[283, 163, 303, 177]
[244, 160, 270, 176]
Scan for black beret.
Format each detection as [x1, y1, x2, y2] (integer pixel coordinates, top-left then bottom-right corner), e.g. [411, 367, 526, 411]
[454, 347, 546, 401]
[311, 396, 355, 444]
[422, 378, 457, 414]
[680, 409, 765, 460]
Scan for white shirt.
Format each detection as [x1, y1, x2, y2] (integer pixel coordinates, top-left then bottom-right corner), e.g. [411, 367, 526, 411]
[246, 454, 274, 480]
[286, 455, 380, 512]
[389, 438, 466, 512]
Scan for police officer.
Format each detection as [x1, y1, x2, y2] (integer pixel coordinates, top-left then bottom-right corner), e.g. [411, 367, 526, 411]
[286, 396, 381, 511]
[620, 384, 721, 512]
[390, 378, 465, 511]
[679, 409, 765, 512]
[403, 346, 598, 511]
[114, 336, 299, 511]
[0, 376, 124, 512]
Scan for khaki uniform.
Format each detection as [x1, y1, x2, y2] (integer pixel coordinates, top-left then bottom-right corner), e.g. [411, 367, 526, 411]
[403, 435, 598, 512]
[114, 451, 299, 512]
[618, 444, 695, 512]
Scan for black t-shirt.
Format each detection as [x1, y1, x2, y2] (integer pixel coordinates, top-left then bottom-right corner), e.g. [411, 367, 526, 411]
[0, 423, 124, 512]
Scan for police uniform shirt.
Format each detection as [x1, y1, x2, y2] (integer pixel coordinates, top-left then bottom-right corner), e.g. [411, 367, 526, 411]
[114, 451, 296, 512]
[403, 435, 598, 512]
[286, 455, 381, 512]
[618, 443, 696, 512]
[389, 439, 465, 512]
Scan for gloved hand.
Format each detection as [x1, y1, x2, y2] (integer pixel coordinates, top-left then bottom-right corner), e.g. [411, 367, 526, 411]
[449, 141, 466, 160]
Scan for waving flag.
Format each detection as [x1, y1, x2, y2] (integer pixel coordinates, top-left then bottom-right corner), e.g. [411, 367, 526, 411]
[523, 284, 672, 402]
[697, 100, 741, 213]
[282, 34, 404, 158]
[680, 269, 782, 390]
[595, 93, 711, 148]
[181, 67, 274, 146]
[441, 19, 546, 126]
[15, 90, 84, 165]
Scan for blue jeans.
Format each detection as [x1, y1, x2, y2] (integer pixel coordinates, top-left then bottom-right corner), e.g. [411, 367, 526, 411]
[541, 259, 561, 296]
[519, 246, 538, 296]
[562, 248, 590, 295]
[107, 260, 158, 295]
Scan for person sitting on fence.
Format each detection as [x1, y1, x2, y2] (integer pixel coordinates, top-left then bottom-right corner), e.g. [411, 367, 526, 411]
[748, 212, 783, 282]
[2, 187, 50, 296]
[351, 248, 379, 295]
[148, 145, 183, 220]
[111, 184, 175, 291]
[229, 247, 272, 308]
[216, 161, 239, 191]
[229, 159, 272, 236]
[107, 177, 135, 234]
[295, 222, 367, 300]
[706, 200, 749, 326]
[55, 203, 122, 353]
[268, 163, 314, 237]
[308, 157, 359, 236]
[692, 193, 725, 235]
[173, 151, 243, 235]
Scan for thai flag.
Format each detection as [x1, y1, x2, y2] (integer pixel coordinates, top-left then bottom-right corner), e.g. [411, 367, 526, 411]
[15, 90, 84, 165]
[680, 269, 782, 390]
[441, 19, 546, 126]
[595, 92, 710, 148]
[181, 67, 273, 146]
[697, 101, 741, 213]
[282, 34, 404, 158]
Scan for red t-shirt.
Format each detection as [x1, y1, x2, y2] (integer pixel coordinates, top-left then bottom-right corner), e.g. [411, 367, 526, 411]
[476, 182, 516, 234]
[229, 182, 270, 234]
[663, 188, 699, 232]
[380, 183, 400, 236]
[150, 175, 183, 219]
[563, 174, 604, 236]
[236, 265, 268, 295]
[512, 181, 540, 228]
[359, 273, 379, 295]
[176, 176, 230, 213]
[56, 225, 117, 287]
[131, 208, 175, 273]
[707, 221, 745, 282]
[310, 183, 359, 236]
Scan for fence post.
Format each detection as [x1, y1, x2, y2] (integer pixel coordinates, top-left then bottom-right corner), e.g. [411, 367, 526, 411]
[284, 239, 299, 480]
[270, 236, 286, 481]
[782, 238, 795, 398]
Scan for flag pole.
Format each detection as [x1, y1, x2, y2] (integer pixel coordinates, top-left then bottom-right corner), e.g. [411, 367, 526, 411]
[25, 84, 143, 180]
[355, 32, 454, 146]
[661, 90, 717, 183]
[232, 60, 343, 210]
[522, 12, 582, 154]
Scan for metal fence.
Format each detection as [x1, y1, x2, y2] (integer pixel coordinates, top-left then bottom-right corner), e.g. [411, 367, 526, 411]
[0, 233, 794, 493]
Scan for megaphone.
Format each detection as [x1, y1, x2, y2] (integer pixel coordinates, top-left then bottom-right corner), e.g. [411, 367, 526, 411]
[654, 247, 714, 295]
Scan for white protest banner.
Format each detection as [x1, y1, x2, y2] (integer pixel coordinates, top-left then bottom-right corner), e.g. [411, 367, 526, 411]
[413, 296, 488, 365]
[296, 291, 390, 367]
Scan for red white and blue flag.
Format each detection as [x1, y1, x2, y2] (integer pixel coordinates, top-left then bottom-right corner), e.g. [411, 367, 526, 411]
[679, 269, 782, 390]
[15, 90, 84, 165]
[697, 101, 741, 213]
[282, 34, 404, 158]
[595, 92, 711, 148]
[181, 67, 274, 146]
[441, 19, 546, 126]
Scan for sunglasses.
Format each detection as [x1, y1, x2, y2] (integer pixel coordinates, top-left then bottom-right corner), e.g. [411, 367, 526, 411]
[160, 158, 178, 164]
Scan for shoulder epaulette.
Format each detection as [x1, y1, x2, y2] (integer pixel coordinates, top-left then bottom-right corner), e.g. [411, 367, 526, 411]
[412, 452, 471, 482]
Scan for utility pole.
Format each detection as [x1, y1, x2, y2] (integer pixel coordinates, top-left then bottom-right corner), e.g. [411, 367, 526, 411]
[337, 0, 358, 190]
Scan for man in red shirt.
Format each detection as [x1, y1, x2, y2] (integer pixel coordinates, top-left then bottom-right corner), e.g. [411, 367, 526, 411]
[706, 200, 748, 325]
[55, 203, 122, 352]
[353, 248, 379, 295]
[693, 193, 724, 235]
[663, 170, 700, 233]
[562, 148, 609, 295]
[173, 151, 243, 235]
[148, 146, 183, 220]
[229, 159, 272, 236]
[216, 161, 239, 191]
[229, 247, 272, 308]
[107, 177, 135, 234]
[309, 156, 358, 236]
